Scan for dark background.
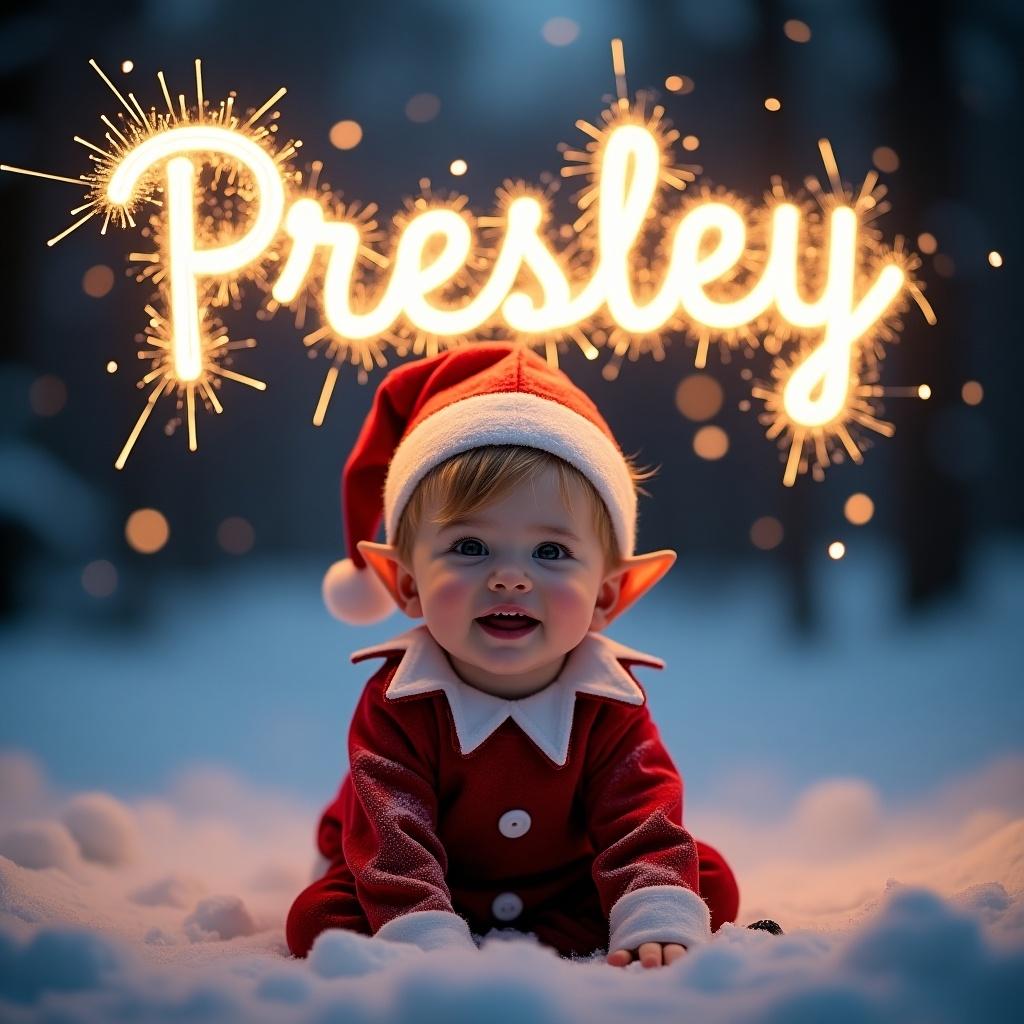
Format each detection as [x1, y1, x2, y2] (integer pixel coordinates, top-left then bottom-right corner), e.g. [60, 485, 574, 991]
[1, 0, 1019, 632]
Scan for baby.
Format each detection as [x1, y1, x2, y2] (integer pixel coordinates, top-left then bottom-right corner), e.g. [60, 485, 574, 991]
[286, 342, 745, 967]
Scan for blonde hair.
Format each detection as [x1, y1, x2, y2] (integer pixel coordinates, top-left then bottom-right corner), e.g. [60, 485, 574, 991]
[394, 445, 654, 567]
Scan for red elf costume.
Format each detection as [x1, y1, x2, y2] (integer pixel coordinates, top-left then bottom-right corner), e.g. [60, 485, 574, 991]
[286, 343, 740, 959]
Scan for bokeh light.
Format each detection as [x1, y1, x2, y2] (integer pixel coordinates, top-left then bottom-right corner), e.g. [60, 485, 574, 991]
[542, 17, 579, 46]
[664, 75, 694, 94]
[988, 250, 1003, 268]
[682, 135, 700, 151]
[872, 146, 900, 173]
[405, 93, 440, 123]
[783, 19, 812, 43]
[828, 541, 846, 560]
[125, 508, 170, 554]
[449, 158, 467, 176]
[675, 374, 724, 421]
[764, 97, 782, 112]
[917, 232, 937, 254]
[218, 517, 255, 555]
[82, 264, 114, 298]
[844, 493, 875, 526]
[329, 120, 362, 150]
[82, 560, 117, 598]
[961, 380, 984, 406]
[693, 425, 729, 460]
[918, 384, 932, 400]
[106, 361, 118, 374]
[29, 375, 66, 416]
[750, 516, 784, 550]
[120, 60, 133, 73]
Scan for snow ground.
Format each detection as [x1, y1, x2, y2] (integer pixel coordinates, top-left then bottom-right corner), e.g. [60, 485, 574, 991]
[0, 751, 1021, 1022]
[1, 541, 1023, 1019]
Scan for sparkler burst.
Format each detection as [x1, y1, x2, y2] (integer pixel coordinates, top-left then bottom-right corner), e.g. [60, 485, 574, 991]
[5, 41, 933, 485]
[671, 184, 782, 368]
[382, 179, 487, 360]
[556, 38, 699, 378]
[550, 44, 932, 483]
[599, 317, 675, 381]
[560, 94, 696, 235]
[2, 59, 299, 467]
[750, 353, 891, 486]
[261, 160, 394, 425]
[118, 298, 263, 470]
[746, 140, 936, 485]
[561, 38, 697, 235]
[517, 248, 605, 370]
[480, 179, 603, 368]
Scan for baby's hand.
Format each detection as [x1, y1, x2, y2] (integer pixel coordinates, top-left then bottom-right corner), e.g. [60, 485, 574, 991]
[607, 942, 687, 968]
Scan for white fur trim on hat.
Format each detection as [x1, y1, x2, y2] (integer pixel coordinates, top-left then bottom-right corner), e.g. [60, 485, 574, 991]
[322, 558, 395, 624]
[384, 392, 636, 555]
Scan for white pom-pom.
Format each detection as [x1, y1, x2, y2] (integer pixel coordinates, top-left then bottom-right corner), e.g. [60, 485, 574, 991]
[322, 558, 395, 624]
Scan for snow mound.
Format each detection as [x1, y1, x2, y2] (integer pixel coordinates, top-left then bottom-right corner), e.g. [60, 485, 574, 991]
[253, 967, 313, 1004]
[183, 895, 257, 942]
[0, 926, 125, 1006]
[0, 888, 1020, 1022]
[369, 938, 573, 1024]
[62, 792, 139, 866]
[0, 753, 1021, 1021]
[129, 875, 205, 909]
[0, 820, 78, 871]
[143, 927, 176, 947]
[308, 925, 424, 978]
[790, 778, 882, 856]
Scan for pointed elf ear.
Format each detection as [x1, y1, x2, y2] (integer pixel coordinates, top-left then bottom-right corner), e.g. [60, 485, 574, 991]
[355, 541, 406, 605]
[597, 549, 677, 627]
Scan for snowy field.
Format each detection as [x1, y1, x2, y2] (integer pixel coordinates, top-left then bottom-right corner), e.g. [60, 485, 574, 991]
[2, 542, 1023, 1021]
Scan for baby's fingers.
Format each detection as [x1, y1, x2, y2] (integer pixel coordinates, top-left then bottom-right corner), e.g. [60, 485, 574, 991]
[608, 943, 687, 968]
[638, 942, 664, 967]
[663, 943, 687, 965]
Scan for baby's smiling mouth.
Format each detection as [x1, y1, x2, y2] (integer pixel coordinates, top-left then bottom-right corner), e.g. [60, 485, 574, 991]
[474, 608, 541, 639]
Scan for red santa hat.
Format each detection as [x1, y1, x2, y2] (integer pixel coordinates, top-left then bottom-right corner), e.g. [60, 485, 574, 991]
[324, 342, 641, 624]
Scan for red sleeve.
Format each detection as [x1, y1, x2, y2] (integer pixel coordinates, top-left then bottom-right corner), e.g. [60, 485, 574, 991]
[583, 695, 701, 917]
[340, 664, 458, 933]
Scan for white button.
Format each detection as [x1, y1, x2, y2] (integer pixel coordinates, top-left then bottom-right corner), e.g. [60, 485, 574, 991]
[491, 892, 523, 922]
[497, 809, 532, 839]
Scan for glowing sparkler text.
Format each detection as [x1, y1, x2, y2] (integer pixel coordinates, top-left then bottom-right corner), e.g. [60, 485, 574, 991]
[4, 50, 933, 479]
[114, 122, 905, 429]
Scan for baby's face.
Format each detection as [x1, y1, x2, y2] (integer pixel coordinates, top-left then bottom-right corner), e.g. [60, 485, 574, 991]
[404, 465, 617, 698]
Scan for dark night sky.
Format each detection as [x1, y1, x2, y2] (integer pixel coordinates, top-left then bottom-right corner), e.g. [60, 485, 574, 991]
[1, 0, 1020, 626]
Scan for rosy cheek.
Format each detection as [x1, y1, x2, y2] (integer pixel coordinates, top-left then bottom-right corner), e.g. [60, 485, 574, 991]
[423, 567, 477, 612]
[541, 575, 596, 625]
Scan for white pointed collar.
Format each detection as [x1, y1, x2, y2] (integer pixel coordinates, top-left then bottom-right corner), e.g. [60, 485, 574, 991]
[350, 626, 663, 767]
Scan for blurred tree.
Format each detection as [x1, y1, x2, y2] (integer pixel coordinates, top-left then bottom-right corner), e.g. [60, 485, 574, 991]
[879, 0, 967, 606]
[760, 0, 815, 631]
[0, 7, 38, 616]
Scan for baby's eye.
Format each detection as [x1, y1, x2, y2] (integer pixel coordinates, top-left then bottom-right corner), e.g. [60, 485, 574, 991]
[451, 537, 488, 557]
[534, 541, 572, 560]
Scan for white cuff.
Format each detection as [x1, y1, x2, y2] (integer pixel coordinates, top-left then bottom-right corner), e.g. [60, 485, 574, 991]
[375, 910, 478, 952]
[608, 885, 711, 952]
